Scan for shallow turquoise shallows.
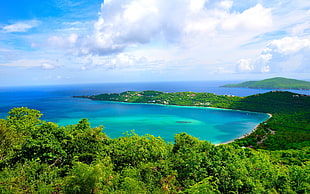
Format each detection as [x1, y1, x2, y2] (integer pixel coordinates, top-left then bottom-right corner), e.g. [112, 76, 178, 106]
[55, 100, 269, 144]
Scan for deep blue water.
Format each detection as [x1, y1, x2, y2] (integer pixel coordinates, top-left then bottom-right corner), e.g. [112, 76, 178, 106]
[0, 81, 308, 143]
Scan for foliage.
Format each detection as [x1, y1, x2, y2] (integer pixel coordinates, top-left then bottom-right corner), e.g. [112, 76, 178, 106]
[230, 91, 310, 150]
[222, 77, 310, 90]
[77, 90, 240, 108]
[0, 100, 309, 193]
[64, 158, 116, 194]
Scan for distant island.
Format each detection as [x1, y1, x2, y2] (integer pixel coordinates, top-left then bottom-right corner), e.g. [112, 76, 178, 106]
[221, 77, 310, 90]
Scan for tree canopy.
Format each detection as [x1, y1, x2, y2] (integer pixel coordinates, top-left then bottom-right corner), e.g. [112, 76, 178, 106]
[0, 107, 309, 193]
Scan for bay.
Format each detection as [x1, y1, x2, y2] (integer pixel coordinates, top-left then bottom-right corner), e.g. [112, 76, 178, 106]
[0, 81, 307, 143]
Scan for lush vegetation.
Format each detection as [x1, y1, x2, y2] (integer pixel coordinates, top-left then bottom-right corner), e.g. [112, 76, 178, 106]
[0, 107, 309, 193]
[77, 90, 240, 108]
[230, 91, 310, 150]
[222, 77, 310, 90]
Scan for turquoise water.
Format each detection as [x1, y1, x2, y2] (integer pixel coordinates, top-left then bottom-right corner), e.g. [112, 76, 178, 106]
[53, 99, 269, 144]
[0, 82, 279, 144]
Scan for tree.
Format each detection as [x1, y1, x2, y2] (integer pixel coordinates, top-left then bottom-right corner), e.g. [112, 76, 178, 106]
[6, 107, 42, 134]
[0, 119, 25, 167]
[64, 158, 116, 194]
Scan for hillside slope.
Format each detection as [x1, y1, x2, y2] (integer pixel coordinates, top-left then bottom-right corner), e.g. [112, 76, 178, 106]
[222, 77, 310, 90]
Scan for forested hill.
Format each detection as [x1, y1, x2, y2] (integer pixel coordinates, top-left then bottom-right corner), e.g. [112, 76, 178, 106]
[230, 91, 310, 114]
[230, 91, 310, 150]
[221, 77, 310, 90]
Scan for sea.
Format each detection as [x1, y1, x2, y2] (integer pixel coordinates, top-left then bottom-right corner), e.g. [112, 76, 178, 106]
[1, 81, 309, 144]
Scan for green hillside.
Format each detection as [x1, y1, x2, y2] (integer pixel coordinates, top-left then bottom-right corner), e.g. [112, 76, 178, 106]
[222, 77, 310, 90]
[230, 91, 310, 150]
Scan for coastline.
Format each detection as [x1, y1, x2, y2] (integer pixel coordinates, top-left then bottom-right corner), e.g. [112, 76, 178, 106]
[217, 113, 273, 145]
[222, 86, 310, 90]
[79, 97, 272, 145]
[81, 97, 269, 116]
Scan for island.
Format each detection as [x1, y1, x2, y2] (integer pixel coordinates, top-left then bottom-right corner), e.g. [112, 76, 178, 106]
[221, 77, 310, 90]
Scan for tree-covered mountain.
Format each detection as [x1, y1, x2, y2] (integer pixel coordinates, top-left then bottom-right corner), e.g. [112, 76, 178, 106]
[222, 77, 310, 90]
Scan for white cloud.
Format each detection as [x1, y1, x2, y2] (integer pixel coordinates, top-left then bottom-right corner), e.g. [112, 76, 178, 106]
[78, 53, 154, 71]
[237, 59, 254, 72]
[219, 0, 233, 10]
[123, 1, 159, 23]
[68, 33, 78, 44]
[5, 0, 309, 85]
[51, 0, 273, 57]
[0, 58, 61, 71]
[48, 33, 79, 48]
[221, 4, 272, 31]
[261, 65, 270, 73]
[41, 63, 57, 70]
[236, 36, 310, 74]
[48, 36, 66, 48]
[260, 53, 272, 62]
[189, 0, 206, 12]
[290, 22, 310, 35]
[268, 36, 310, 54]
[2, 20, 40, 32]
[40, 0, 276, 77]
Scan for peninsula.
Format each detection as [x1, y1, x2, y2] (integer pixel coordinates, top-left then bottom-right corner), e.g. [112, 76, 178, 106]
[221, 77, 310, 90]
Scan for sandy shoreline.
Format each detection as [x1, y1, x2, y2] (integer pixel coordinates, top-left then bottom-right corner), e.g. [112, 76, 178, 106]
[103, 100, 273, 145]
[104, 99, 273, 146]
[79, 97, 273, 145]
[217, 113, 272, 145]
[85, 98, 269, 115]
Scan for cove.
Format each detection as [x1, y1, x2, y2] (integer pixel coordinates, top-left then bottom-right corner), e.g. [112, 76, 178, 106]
[54, 99, 270, 144]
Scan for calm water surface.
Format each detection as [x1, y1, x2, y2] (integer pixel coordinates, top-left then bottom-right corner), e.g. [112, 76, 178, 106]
[1, 81, 307, 143]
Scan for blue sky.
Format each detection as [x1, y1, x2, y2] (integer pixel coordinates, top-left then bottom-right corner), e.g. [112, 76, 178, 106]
[1, 0, 310, 86]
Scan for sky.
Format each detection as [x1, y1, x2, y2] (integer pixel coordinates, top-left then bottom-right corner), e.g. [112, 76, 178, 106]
[0, 0, 309, 86]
